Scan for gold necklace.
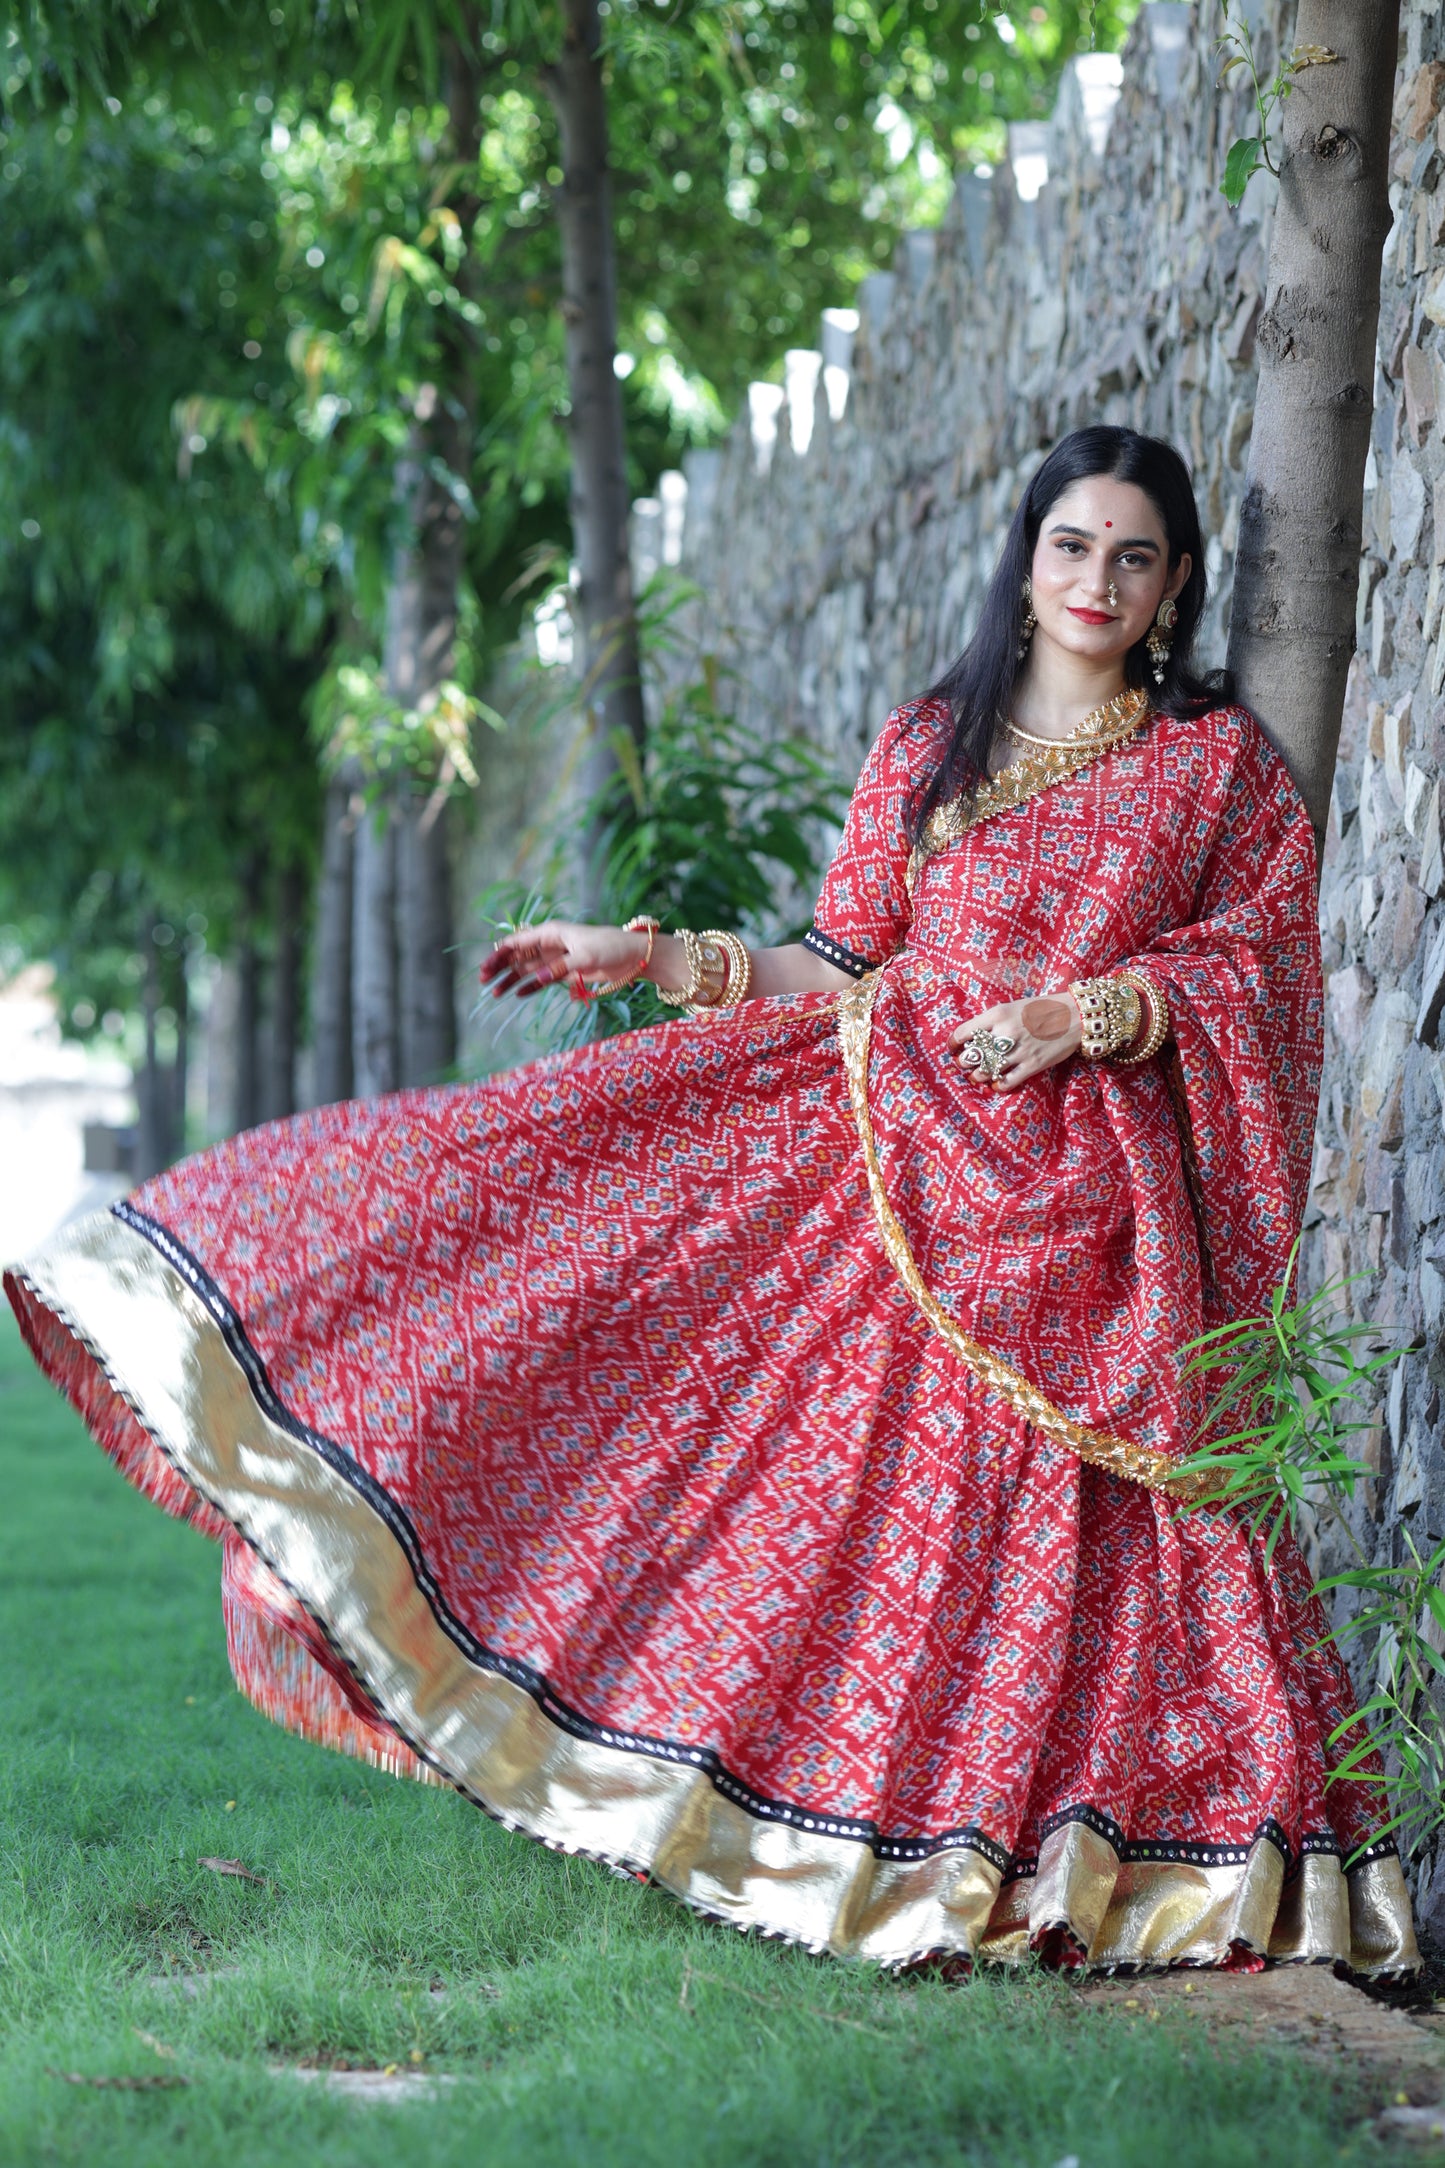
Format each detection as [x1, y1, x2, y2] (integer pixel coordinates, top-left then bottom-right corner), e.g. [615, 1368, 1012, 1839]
[1003, 685, 1148, 750]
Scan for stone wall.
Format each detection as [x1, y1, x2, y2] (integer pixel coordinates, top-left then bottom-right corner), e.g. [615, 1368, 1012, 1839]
[1309, 9, 1445, 1911]
[611, 2, 1445, 1914]
[665, 1, 1272, 773]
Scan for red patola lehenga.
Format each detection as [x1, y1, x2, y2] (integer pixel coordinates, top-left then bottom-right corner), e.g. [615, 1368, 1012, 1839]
[7, 695, 1419, 1974]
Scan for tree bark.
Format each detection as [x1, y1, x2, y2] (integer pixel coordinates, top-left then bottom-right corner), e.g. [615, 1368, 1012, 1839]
[235, 854, 266, 1135]
[268, 856, 305, 1119]
[312, 773, 356, 1107]
[357, 30, 480, 1091]
[544, 0, 647, 910]
[135, 922, 165, 1180]
[169, 950, 189, 1164]
[399, 790, 456, 1083]
[1226, 1, 1401, 841]
[352, 800, 400, 1098]
[382, 395, 465, 1086]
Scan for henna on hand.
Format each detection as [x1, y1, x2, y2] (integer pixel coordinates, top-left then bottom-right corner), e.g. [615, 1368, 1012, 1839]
[1020, 997, 1074, 1040]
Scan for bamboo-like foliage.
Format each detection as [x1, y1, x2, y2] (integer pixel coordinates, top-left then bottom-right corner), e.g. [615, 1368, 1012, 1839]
[1173, 1248, 1402, 1563]
[1176, 1252, 1445, 1864]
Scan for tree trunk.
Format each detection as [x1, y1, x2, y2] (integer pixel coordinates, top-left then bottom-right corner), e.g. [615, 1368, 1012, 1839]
[381, 401, 464, 1086]
[135, 923, 165, 1180]
[235, 854, 265, 1134]
[360, 30, 480, 1091]
[352, 800, 400, 1098]
[169, 951, 189, 1164]
[399, 791, 456, 1083]
[269, 856, 305, 1119]
[1226, 1, 1401, 842]
[312, 773, 356, 1107]
[545, 0, 647, 911]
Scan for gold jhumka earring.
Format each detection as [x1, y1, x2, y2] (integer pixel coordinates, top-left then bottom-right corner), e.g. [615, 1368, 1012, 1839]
[1017, 577, 1037, 658]
[1147, 598, 1178, 685]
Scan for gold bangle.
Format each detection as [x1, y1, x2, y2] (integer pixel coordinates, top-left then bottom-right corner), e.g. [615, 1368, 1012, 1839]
[658, 929, 727, 1008]
[1113, 968, 1169, 1064]
[656, 927, 706, 1006]
[701, 929, 753, 1005]
[658, 928, 750, 1010]
[591, 915, 660, 998]
[690, 935, 730, 1010]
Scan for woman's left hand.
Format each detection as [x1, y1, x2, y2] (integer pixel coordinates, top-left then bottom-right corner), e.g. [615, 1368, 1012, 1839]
[947, 992, 1082, 1092]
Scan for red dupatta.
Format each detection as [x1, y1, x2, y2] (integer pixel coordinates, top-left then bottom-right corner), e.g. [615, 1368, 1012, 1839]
[811, 698, 1324, 1495]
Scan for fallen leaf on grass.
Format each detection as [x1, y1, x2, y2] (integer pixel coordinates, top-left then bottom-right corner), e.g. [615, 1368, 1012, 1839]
[132, 2028, 176, 2058]
[47, 2069, 190, 2091]
[198, 1855, 272, 1887]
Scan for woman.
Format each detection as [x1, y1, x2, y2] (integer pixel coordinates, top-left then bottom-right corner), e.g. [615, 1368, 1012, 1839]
[6, 426, 1418, 1977]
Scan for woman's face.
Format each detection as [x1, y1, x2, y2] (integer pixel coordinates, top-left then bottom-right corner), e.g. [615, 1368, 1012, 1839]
[1027, 475, 1191, 668]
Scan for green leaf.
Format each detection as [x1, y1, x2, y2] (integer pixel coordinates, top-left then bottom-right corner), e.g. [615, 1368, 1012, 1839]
[1221, 129, 1261, 197]
[1326, 1734, 1391, 1780]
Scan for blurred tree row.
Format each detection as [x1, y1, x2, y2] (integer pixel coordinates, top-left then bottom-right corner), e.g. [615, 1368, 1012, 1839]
[0, 0, 1139, 1166]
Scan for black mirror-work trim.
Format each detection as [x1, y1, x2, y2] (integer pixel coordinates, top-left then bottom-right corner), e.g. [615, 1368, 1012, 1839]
[804, 925, 875, 979]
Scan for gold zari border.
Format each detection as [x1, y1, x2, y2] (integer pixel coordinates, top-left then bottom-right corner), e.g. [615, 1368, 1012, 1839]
[905, 703, 1150, 900]
[7, 1213, 1418, 1977]
[835, 970, 1207, 1501]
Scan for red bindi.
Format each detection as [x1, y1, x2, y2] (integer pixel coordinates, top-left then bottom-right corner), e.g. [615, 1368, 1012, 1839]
[1104, 520, 1112, 528]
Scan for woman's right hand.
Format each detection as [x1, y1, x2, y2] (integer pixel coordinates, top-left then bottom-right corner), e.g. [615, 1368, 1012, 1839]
[480, 920, 650, 998]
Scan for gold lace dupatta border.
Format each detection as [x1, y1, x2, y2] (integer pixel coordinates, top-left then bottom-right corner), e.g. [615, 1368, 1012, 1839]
[835, 969, 1203, 1500]
[904, 703, 1151, 899]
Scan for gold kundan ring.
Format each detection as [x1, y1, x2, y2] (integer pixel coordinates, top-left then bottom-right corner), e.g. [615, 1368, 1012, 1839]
[959, 1028, 1016, 1080]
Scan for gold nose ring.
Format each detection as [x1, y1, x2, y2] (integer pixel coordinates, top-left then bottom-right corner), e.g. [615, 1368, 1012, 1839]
[1107, 580, 1119, 608]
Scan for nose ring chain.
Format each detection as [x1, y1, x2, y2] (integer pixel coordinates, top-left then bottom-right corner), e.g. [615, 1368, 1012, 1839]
[1107, 580, 1119, 609]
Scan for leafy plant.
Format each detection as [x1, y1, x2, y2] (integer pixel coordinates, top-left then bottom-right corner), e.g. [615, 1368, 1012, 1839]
[1174, 1245, 1445, 1865]
[1317, 1530, 1445, 1859]
[312, 657, 503, 800]
[1216, 2, 1340, 206]
[591, 687, 844, 942]
[473, 578, 848, 1056]
[1173, 1244, 1400, 1565]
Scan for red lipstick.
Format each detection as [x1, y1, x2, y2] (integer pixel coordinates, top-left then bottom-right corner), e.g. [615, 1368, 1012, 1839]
[1067, 607, 1115, 625]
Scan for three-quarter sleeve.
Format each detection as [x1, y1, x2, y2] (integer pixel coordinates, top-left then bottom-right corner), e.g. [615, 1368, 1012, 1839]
[807, 704, 938, 976]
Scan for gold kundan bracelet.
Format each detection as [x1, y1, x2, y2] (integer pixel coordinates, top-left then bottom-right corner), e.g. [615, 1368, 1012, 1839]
[1069, 974, 1140, 1060]
[1069, 970, 1169, 1063]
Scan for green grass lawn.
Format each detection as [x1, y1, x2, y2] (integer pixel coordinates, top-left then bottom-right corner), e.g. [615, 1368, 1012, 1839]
[0, 1305, 1401, 2167]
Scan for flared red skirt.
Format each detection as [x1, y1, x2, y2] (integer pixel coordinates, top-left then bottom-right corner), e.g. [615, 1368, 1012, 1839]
[6, 996, 1417, 1975]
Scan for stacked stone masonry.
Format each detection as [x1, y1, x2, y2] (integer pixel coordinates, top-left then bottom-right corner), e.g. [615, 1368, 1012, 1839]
[623, 4, 1445, 1918]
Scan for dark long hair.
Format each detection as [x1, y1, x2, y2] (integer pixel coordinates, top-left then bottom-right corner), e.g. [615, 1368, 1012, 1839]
[906, 426, 1227, 846]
